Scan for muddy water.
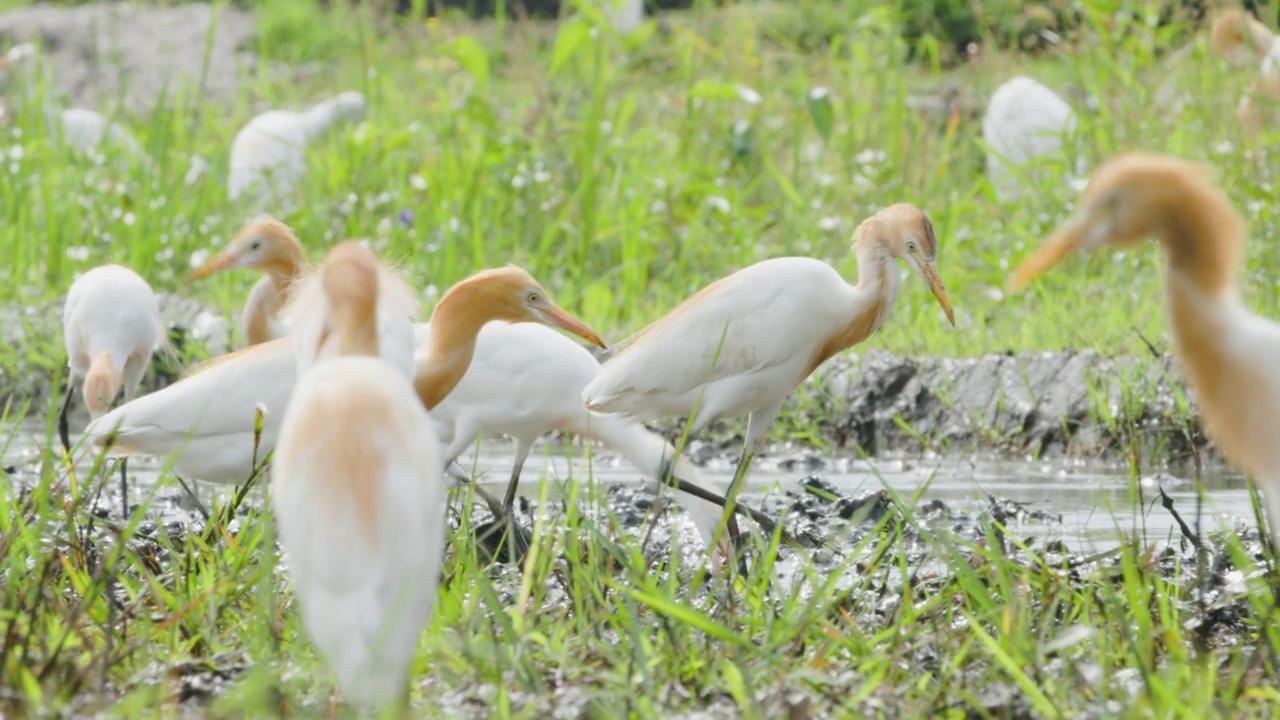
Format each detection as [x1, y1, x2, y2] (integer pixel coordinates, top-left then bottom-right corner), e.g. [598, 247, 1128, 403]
[2, 419, 1256, 552]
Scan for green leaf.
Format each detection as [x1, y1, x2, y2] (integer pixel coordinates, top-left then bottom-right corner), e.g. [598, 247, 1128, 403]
[551, 18, 591, 75]
[807, 86, 834, 141]
[690, 80, 742, 101]
[449, 35, 490, 92]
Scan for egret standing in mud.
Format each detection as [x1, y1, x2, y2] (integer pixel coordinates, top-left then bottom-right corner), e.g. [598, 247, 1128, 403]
[583, 203, 955, 550]
[423, 321, 728, 557]
[272, 241, 443, 709]
[191, 219, 307, 347]
[61, 264, 165, 512]
[1009, 152, 1280, 543]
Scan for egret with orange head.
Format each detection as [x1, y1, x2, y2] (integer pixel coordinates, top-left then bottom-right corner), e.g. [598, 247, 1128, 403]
[271, 241, 443, 709]
[1009, 152, 1280, 542]
[191, 219, 307, 347]
[583, 203, 955, 550]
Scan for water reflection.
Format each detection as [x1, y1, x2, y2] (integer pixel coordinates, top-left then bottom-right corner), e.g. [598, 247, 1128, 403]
[3, 420, 1258, 552]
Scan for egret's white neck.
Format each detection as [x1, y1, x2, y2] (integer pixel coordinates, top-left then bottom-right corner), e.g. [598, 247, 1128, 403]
[297, 99, 345, 142]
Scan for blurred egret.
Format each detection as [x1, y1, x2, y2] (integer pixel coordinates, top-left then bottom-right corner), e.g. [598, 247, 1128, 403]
[1009, 152, 1280, 542]
[228, 91, 365, 202]
[272, 241, 442, 709]
[982, 76, 1080, 200]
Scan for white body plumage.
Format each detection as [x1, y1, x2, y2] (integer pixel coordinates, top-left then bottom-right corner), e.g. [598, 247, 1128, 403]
[981, 76, 1079, 200]
[227, 91, 366, 201]
[63, 264, 164, 418]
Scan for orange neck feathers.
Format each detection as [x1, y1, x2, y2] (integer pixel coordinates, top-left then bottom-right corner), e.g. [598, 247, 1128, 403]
[1152, 172, 1244, 297]
[321, 244, 380, 358]
[414, 274, 498, 410]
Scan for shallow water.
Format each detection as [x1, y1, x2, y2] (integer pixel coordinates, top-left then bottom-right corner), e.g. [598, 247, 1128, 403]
[1, 418, 1256, 552]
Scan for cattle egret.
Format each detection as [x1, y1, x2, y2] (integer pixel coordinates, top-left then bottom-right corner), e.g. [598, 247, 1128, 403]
[87, 251, 419, 483]
[421, 321, 727, 554]
[191, 219, 307, 346]
[61, 264, 164, 511]
[228, 91, 366, 202]
[982, 76, 1081, 200]
[1210, 10, 1280, 136]
[272, 241, 443, 709]
[583, 203, 955, 548]
[1009, 152, 1280, 542]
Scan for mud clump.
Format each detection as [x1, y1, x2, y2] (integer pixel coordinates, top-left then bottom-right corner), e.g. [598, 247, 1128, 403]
[815, 348, 1213, 464]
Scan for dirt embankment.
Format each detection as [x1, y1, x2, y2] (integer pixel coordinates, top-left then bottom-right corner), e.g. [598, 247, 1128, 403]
[0, 293, 1216, 465]
[0, 3, 256, 113]
[811, 348, 1209, 463]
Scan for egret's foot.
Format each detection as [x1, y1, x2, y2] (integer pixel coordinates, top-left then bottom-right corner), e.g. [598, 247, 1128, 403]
[473, 515, 532, 565]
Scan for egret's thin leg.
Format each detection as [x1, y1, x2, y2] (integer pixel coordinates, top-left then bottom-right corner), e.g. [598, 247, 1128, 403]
[500, 439, 533, 515]
[119, 458, 130, 517]
[57, 380, 75, 455]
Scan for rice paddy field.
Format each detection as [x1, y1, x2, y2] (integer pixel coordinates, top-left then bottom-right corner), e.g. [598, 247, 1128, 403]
[3, 0, 1280, 716]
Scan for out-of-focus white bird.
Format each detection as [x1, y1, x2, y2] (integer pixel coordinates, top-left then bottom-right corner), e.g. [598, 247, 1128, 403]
[87, 245, 418, 484]
[583, 204, 955, 548]
[191, 218, 307, 347]
[421, 321, 727, 552]
[1, 43, 145, 158]
[280, 242, 417, 380]
[603, 0, 644, 34]
[1009, 152, 1280, 543]
[272, 241, 444, 709]
[60, 264, 164, 510]
[982, 76, 1081, 200]
[227, 91, 366, 202]
[1211, 10, 1280, 136]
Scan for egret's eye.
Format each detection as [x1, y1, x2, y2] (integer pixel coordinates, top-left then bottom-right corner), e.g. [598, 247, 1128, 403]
[248, 239, 262, 251]
[526, 291, 540, 304]
[907, 241, 918, 253]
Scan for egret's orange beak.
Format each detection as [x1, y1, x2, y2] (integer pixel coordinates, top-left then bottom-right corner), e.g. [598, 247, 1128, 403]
[920, 261, 956, 326]
[539, 304, 606, 348]
[190, 251, 238, 281]
[1008, 214, 1094, 293]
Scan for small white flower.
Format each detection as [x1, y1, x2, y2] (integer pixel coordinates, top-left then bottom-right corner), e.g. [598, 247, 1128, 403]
[67, 246, 90, 261]
[189, 249, 211, 269]
[706, 196, 731, 214]
[410, 174, 428, 191]
[735, 85, 762, 105]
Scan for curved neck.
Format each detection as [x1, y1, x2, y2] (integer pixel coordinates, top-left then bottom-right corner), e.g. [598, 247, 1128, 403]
[299, 100, 341, 142]
[414, 289, 495, 410]
[804, 236, 900, 376]
[1155, 181, 1243, 298]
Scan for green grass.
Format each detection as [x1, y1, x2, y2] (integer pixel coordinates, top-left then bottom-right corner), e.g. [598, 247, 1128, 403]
[4, 0, 1280, 716]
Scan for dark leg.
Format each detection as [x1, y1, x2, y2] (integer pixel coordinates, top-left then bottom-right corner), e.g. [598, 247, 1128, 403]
[57, 380, 75, 455]
[500, 457, 526, 517]
[119, 458, 130, 518]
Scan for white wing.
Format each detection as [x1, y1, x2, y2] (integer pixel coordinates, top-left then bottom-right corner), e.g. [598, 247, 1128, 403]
[86, 338, 293, 484]
[583, 258, 850, 417]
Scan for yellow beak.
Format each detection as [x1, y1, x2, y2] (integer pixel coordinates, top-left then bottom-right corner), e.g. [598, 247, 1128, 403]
[190, 251, 238, 281]
[540, 304, 607, 349]
[920, 261, 956, 326]
[1007, 214, 1092, 293]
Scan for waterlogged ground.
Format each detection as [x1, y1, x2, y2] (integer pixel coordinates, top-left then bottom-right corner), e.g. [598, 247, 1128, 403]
[4, 418, 1258, 554]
